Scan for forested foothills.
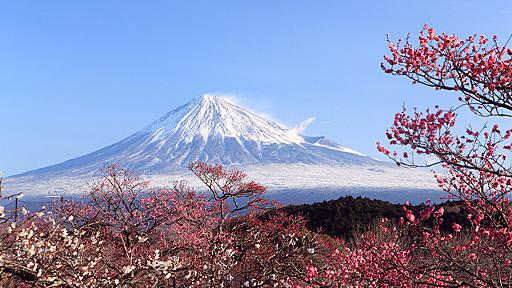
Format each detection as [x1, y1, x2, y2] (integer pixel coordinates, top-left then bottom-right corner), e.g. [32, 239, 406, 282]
[278, 196, 470, 239]
[2, 25, 512, 287]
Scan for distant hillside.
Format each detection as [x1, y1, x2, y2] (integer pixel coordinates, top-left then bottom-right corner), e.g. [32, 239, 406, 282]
[277, 195, 471, 239]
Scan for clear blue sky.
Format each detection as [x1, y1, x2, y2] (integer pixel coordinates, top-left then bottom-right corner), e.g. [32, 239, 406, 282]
[1, 1, 511, 176]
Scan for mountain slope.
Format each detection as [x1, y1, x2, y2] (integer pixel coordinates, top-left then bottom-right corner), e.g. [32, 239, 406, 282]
[6, 94, 440, 201]
[17, 94, 380, 177]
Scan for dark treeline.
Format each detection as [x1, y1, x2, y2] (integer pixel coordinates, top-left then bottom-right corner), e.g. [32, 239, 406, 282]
[276, 195, 471, 239]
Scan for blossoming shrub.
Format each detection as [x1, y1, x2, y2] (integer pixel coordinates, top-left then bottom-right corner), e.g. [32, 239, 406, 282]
[0, 164, 337, 287]
[377, 25, 512, 287]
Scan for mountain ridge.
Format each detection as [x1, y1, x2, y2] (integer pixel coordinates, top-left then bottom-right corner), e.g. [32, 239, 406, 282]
[5, 95, 440, 201]
[14, 94, 380, 178]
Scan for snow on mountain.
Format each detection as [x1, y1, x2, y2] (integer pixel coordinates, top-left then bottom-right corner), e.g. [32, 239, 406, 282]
[5, 94, 439, 201]
[15, 94, 379, 177]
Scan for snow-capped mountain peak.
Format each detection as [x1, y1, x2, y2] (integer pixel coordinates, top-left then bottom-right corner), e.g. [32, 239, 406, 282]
[140, 94, 298, 146]
[15, 94, 378, 177]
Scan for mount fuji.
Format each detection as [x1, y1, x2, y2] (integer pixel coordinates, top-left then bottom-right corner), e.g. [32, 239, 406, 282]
[16, 94, 379, 176]
[6, 94, 440, 203]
